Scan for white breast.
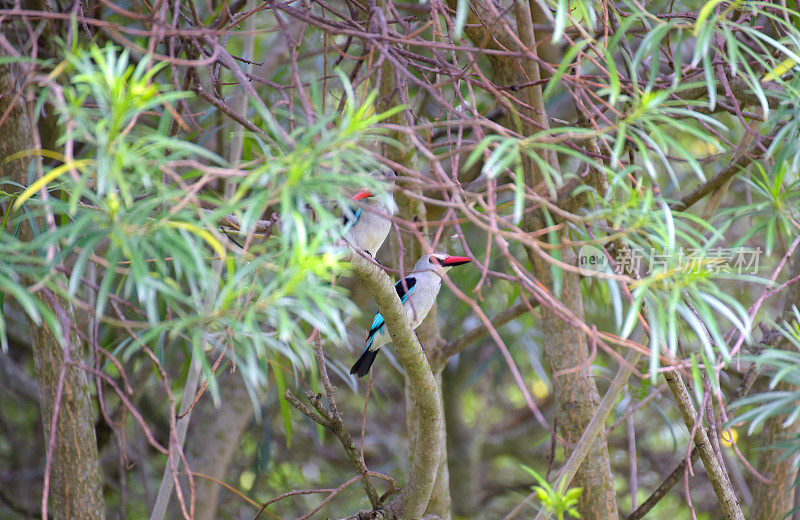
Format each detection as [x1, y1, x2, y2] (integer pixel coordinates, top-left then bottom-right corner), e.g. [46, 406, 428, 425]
[403, 271, 442, 329]
[346, 203, 392, 256]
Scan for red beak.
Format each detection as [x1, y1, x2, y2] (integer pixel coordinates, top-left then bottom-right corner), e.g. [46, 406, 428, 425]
[442, 255, 471, 266]
[352, 189, 372, 201]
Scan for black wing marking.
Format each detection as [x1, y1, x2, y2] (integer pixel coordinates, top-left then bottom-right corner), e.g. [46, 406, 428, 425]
[394, 276, 416, 302]
[365, 277, 416, 340]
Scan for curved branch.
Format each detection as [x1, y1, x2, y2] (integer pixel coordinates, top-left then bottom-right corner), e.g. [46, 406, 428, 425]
[349, 253, 442, 520]
[283, 343, 383, 508]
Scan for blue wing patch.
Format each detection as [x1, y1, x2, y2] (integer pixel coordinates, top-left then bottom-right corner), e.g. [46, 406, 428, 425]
[342, 206, 362, 228]
[365, 277, 416, 350]
[366, 313, 385, 349]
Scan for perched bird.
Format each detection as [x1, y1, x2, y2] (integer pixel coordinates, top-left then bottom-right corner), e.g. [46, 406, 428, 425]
[341, 171, 396, 257]
[350, 252, 471, 377]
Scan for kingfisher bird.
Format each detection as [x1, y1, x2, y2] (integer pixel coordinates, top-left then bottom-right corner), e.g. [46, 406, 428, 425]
[350, 252, 471, 377]
[341, 171, 396, 258]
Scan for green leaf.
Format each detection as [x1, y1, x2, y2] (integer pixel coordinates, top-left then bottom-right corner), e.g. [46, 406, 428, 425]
[11, 159, 93, 210]
[604, 47, 621, 107]
[611, 121, 627, 167]
[702, 52, 717, 110]
[694, 0, 726, 36]
[607, 277, 624, 331]
[621, 289, 645, 339]
[648, 297, 661, 384]
[690, 354, 704, 404]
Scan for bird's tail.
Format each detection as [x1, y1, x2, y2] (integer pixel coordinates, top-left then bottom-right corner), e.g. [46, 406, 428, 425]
[350, 348, 379, 377]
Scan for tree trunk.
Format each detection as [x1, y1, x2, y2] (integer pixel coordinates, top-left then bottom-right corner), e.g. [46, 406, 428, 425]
[31, 310, 107, 520]
[750, 252, 800, 520]
[443, 360, 482, 517]
[750, 415, 800, 519]
[533, 254, 619, 519]
[1, 58, 106, 520]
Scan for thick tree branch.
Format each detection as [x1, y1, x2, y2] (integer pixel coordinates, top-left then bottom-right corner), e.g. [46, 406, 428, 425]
[663, 371, 744, 520]
[678, 77, 784, 111]
[349, 252, 442, 520]
[627, 364, 759, 520]
[671, 145, 760, 212]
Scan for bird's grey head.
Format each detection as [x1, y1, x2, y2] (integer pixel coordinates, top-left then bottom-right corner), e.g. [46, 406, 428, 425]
[414, 252, 472, 273]
[350, 168, 397, 213]
[376, 167, 396, 183]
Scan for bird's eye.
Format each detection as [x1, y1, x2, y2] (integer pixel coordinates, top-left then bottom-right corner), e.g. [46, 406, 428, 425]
[429, 257, 439, 264]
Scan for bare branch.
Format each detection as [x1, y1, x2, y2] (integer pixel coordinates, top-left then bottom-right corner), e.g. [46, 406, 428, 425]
[663, 371, 745, 520]
[282, 341, 383, 510]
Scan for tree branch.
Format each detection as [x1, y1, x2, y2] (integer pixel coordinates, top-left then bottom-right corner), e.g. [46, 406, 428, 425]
[349, 252, 442, 520]
[283, 386, 383, 509]
[627, 449, 701, 520]
[663, 371, 744, 520]
[671, 145, 760, 212]
[627, 364, 759, 520]
[150, 352, 202, 520]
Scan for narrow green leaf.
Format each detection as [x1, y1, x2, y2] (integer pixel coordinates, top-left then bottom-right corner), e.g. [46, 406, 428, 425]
[604, 47, 621, 107]
[702, 52, 717, 110]
[621, 289, 645, 339]
[649, 299, 661, 383]
[690, 354, 704, 404]
[694, 0, 726, 35]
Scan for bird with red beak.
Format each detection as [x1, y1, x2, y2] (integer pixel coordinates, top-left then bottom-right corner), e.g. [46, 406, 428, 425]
[341, 170, 396, 258]
[350, 252, 472, 377]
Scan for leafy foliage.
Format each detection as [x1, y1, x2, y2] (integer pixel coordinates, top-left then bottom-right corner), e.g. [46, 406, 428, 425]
[2, 44, 398, 406]
[730, 308, 800, 444]
[522, 465, 582, 520]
